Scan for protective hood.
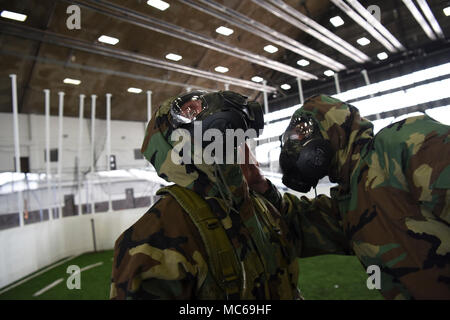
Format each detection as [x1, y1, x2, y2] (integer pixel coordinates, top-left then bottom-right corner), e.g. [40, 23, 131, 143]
[141, 95, 249, 212]
[291, 95, 374, 189]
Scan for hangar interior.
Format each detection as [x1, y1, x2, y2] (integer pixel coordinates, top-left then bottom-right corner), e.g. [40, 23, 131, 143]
[0, 0, 449, 295]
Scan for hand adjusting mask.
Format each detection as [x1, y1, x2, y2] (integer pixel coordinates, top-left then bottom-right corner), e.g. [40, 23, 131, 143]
[170, 90, 264, 144]
[279, 115, 332, 193]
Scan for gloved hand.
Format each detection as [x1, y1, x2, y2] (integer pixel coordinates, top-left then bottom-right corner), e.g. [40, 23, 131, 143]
[239, 142, 270, 194]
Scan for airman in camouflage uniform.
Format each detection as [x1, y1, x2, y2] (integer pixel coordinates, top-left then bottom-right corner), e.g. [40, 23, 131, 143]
[109, 92, 350, 300]
[268, 94, 450, 299]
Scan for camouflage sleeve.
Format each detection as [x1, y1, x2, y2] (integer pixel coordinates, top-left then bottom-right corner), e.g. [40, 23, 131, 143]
[400, 117, 450, 222]
[110, 196, 208, 300]
[262, 179, 351, 257]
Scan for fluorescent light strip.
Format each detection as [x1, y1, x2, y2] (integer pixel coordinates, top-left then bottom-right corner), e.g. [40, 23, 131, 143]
[426, 105, 450, 125]
[352, 78, 450, 117]
[335, 62, 450, 101]
[147, 0, 170, 11]
[128, 87, 142, 93]
[357, 37, 371, 46]
[377, 52, 388, 60]
[1, 10, 27, 22]
[264, 44, 278, 53]
[346, 0, 405, 51]
[98, 35, 119, 45]
[216, 26, 234, 36]
[63, 78, 81, 85]
[297, 59, 310, 67]
[261, 78, 450, 141]
[165, 53, 182, 61]
[402, 0, 437, 40]
[331, 0, 396, 52]
[416, 0, 445, 39]
[444, 7, 450, 16]
[264, 62, 450, 124]
[330, 16, 345, 27]
[252, 76, 264, 83]
[214, 66, 229, 73]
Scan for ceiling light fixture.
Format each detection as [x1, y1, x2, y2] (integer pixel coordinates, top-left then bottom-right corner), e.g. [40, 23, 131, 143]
[63, 78, 81, 85]
[251, 76, 264, 83]
[215, 26, 234, 36]
[324, 70, 335, 77]
[377, 52, 389, 60]
[357, 37, 371, 46]
[444, 6, 450, 16]
[281, 84, 291, 90]
[128, 87, 142, 93]
[147, 0, 170, 11]
[214, 66, 229, 73]
[264, 44, 278, 53]
[1, 10, 27, 22]
[165, 53, 182, 61]
[98, 35, 119, 45]
[330, 15, 345, 27]
[297, 59, 310, 67]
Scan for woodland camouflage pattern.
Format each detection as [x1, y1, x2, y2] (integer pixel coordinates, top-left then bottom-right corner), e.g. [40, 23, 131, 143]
[110, 93, 350, 300]
[271, 94, 450, 299]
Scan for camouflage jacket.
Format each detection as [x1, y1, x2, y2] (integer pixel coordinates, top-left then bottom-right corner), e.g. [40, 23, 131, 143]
[110, 94, 350, 300]
[267, 95, 450, 299]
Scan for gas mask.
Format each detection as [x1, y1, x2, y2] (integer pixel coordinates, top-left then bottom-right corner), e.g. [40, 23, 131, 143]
[279, 115, 333, 193]
[169, 90, 264, 151]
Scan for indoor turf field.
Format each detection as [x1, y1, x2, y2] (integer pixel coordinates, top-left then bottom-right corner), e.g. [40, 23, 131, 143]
[0, 251, 382, 300]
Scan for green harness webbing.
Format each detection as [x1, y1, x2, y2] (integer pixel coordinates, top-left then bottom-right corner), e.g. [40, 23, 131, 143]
[156, 184, 241, 299]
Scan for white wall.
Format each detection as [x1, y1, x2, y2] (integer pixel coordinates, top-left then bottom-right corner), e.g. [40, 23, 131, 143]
[0, 208, 147, 289]
[0, 112, 148, 173]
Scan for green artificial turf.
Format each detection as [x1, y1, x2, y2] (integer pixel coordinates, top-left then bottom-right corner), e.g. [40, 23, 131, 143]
[0, 250, 114, 300]
[298, 254, 383, 300]
[0, 251, 383, 300]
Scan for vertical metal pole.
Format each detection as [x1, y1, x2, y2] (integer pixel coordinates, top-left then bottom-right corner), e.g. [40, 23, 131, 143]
[90, 95, 97, 173]
[10, 74, 24, 227]
[57, 91, 65, 218]
[361, 69, 371, 86]
[146, 90, 152, 124]
[262, 80, 269, 114]
[90, 95, 96, 214]
[334, 73, 341, 94]
[297, 77, 304, 105]
[224, 83, 230, 91]
[77, 94, 85, 216]
[44, 89, 53, 220]
[106, 93, 112, 212]
[90, 94, 97, 213]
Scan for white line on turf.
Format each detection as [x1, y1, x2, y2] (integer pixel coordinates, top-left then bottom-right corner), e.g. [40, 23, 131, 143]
[80, 261, 103, 272]
[32, 278, 64, 297]
[30, 261, 104, 298]
[0, 254, 81, 296]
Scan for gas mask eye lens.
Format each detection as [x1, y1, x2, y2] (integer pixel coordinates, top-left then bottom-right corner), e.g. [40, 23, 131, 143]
[282, 116, 315, 144]
[170, 91, 207, 127]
